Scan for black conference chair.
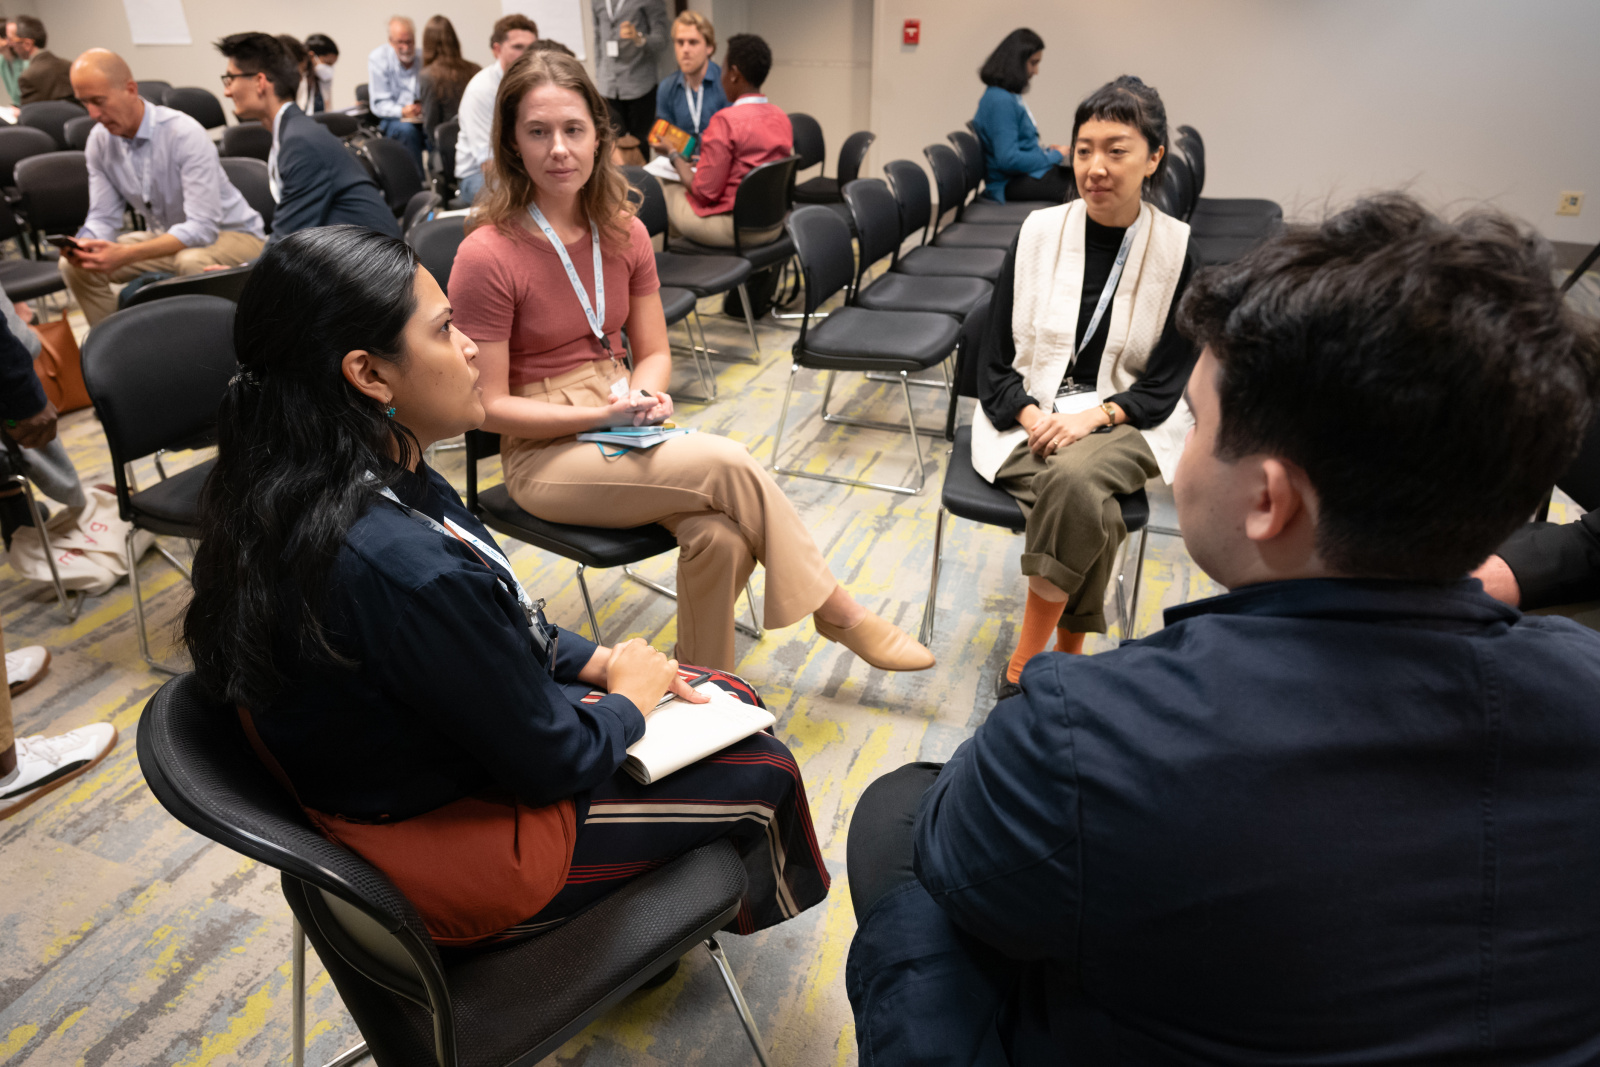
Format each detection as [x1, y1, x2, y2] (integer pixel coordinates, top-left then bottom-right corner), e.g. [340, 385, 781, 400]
[1148, 150, 1198, 222]
[946, 129, 1056, 225]
[220, 122, 273, 161]
[220, 156, 275, 234]
[1175, 124, 1206, 197]
[795, 129, 875, 205]
[921, 295, 1155, 645]
[137, 79, 172, 102]
[624, 166, 747, 380]
[773, 206, 960, 496]
[14, 151, 89, 244]
[406, 214, 466, 292]
[355, 83, 370, 106]
[63, 114, 97, 152]
[137, 672, 776, 1067]
[0, 202, 65, 301]
[19, 99, 88, 149]
[0, 124, 60, 204]
[463, 431, 761, 641]
[80, 295, 238, 673]
[311, 110, 360, 139]
[844, 177, 991, 320]
[789, 113, 826, 177]
[125, 264, 254, 308]
[925, 144, 1019, 250]
[163, 86, 227, 130]
[1188, 196, 1285, 266]
[882, 159, 1007, 281]
[666, 155, 801, 354]
[430, 115, 459, 200]
[359, 137, 426, 217]
[400, 190, 441, 241]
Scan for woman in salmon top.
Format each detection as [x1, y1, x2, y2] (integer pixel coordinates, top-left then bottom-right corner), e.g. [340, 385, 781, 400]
[450, 48, 933, 674]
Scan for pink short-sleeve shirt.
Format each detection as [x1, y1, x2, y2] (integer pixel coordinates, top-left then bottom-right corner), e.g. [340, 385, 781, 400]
[449, 214, 660, 389]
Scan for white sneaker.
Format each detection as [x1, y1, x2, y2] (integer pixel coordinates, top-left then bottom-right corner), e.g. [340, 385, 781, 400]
[6, 645, 50, 697]
[0, 723, 117, 819]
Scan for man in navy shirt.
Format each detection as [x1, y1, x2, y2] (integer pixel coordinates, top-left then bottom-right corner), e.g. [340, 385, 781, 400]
[846, 195, 1600, 1065]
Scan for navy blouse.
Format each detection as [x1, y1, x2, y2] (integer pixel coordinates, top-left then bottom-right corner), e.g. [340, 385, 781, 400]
[250, 462, 646, 822]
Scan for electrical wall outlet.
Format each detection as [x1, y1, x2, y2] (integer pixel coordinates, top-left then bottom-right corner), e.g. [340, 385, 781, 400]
[1557, 191, 1584, 216]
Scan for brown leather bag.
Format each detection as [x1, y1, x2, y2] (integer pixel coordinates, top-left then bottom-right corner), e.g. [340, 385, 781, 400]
[30, 319, 91, 414]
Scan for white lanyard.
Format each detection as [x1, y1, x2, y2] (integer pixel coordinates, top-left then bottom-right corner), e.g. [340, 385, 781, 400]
[376, 485, 538, 618]
[527, 203, 611, 360]
[1071, 218, 1141, 370]
[734, 95, 768, 106]
[685, 82, 704, 131]
[603, 0, 615, 20]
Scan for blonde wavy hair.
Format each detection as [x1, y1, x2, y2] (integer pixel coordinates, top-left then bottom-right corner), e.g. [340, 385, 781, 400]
[470, 49, 636, 246]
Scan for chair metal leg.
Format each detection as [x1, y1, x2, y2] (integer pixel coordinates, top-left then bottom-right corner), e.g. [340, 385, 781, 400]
[293, 918, 372, 1067]
[575, 563, 603, 643]
[769, 362, 799, 471]
[622, 566, 764, 640]
[127, 527, 180, 675]
[920, 505, 946, 646]
[686, 309, 716, 401]
[705, 937, 774, 1067]
[154, 542, 192, 582]
[735, 283, 761, 355]
[743, 579, 764, 639]
[8, 474, 80, 620]
[820, 366, 947, 438]
[772, 367, 927, 495]
[1125, 526, 1149, 640]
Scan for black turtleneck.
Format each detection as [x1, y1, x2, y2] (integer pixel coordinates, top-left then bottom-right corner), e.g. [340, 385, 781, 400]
[977, 216, 1199, 433]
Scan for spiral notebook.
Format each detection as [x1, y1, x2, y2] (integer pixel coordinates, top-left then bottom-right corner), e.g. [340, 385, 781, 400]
[575, 426, 696, 449]
[622, 682, 776, 784]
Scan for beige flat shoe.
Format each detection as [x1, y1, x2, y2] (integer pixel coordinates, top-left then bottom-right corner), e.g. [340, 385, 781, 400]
[814, 611, 936, 672]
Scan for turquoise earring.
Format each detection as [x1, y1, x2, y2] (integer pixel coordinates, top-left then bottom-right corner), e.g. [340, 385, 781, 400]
[385, 405, 396, 418]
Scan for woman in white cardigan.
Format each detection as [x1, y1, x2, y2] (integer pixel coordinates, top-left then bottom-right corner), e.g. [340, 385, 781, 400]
[973, 76, 1199, 696]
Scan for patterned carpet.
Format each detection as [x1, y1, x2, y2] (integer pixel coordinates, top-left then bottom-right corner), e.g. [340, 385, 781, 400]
[0, 272, 1585, 1067]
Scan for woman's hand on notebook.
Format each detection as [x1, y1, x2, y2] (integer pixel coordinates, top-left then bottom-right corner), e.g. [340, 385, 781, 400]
[630, 390, 674, 425]
[605, 638, 681, 716]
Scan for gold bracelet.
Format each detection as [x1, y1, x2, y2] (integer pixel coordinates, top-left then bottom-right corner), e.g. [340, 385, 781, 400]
[1100, 401, 1117, 426]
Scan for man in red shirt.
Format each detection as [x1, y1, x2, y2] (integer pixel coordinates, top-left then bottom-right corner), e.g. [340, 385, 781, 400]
[662, 33, 789, 247]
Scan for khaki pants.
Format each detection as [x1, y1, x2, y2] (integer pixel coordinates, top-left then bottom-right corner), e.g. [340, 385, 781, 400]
[994, 425, 1160, 634]
[661, 182, 782, 248]
[503, 360, 836, 670]
[59, 229, 265, 327]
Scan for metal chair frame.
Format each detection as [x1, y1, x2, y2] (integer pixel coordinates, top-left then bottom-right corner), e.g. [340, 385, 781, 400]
[3, 472, 82, 620]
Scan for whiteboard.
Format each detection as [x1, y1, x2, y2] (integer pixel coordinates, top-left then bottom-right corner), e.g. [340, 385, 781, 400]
[123, 0, 191, 46]
[504, 0, 587, 62]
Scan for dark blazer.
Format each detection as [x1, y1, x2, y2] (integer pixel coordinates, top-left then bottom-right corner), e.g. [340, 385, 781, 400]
[268, 103, 399, 245]
[849, 579, 1600, 1065]
[17, 50, 72, 105]
[0, 314, 45, 419]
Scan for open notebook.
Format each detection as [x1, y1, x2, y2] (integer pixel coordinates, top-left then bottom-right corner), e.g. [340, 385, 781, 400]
[622, 682, 776, 785]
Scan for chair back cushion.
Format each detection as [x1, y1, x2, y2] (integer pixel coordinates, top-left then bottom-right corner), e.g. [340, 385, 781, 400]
[731, 154, 799, 237]
[948, 129, 984, 192]
[884, 159, 933, 238]
[1176, 124, 1205, 195]
[408, 215, 467, 292]
[18, 99, 88, 148]
[361, 136, 425, 215]
[81, 294, 238, 464]
[14, 151, 89, 235]
[842, 178, 901, 274]
[789, 112, 825, 171]
[787, 205, 854, 310]
[0, 125, 59, 185]
[836, 129, 876, 186]
[162, 87, 227, 130]
[622, 165, 668, 237]
[431, 115, 459, 178]
[312, 110, 360, 139]
[400, 190, 441, 238]
[126, 265, 254, 308]
[63, 114, 97, 151]
[221, 156, 275, 232]
[136, 79, 172, 101]
[923, 143, 969, 222]
[220, 122, 274, 161]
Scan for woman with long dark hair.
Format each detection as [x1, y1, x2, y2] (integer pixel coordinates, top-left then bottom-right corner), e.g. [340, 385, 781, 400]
[184, 226, 829, 947]
[419, 15, 480, 146]
[972, 28, 1072, 203]
[974, 76, 1198, 694]
[449, 48, 934, 674]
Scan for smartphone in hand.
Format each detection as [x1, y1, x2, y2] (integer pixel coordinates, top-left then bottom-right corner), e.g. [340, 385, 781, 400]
[46, 234, 84, 254]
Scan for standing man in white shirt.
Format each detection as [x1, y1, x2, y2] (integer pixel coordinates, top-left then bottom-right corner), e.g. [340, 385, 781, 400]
[453, 14, 537, 205]
[60, 49, 266, 328]
[367, 16, 425, 172]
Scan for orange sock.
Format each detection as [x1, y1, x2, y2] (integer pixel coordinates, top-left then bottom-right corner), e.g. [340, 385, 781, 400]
[1007, 591, 1068, 683]
[1055, 628, 1086, 654]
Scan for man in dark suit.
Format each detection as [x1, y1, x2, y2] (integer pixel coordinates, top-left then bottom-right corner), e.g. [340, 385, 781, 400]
[9, 16, 72, 105]
[216, 33, 398, 245]
[845, 195, 1600, 1065]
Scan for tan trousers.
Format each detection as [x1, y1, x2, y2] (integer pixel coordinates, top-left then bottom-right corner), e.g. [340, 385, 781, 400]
[59, 229, 265, 327]
[503, 360, 836, 670]
[0, 617, 12, 755]
[661, 182, 782, 248]
[994, 425, 1160, 634]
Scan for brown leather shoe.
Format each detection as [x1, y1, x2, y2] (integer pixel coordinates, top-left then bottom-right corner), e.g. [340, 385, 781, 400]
[814, 611, 936, 672]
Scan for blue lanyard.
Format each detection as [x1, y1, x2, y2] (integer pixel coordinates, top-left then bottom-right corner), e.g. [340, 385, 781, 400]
[1072, 216, 1141, 370]
[527, 203, 611, 360]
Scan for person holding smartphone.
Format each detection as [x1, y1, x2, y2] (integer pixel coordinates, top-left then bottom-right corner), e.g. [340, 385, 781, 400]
[592, 0, 668, 151]
[450, 49, 933, 675]
[61, 49, 266, 327]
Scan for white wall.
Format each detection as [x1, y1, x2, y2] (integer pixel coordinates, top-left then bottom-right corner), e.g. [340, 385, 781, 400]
[870, 0, 1600, 243]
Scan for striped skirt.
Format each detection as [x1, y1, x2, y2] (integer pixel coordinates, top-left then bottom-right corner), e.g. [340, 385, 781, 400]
[489, 669, 831, 943]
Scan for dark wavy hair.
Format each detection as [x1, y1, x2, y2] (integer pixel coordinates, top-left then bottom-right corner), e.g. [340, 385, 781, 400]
[184, 226, 423, 708]
[1179, 194, 1600, 581]
[1072, 75, 1168, 188]
[979, 28, 1044, 95]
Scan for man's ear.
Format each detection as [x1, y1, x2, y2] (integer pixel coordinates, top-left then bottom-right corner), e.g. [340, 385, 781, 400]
[340, 349, 394, 406]
[1243, 457, 1304, 543]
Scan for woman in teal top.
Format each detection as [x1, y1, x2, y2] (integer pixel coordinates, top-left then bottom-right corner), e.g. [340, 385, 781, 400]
[972, 28, 1072, 203]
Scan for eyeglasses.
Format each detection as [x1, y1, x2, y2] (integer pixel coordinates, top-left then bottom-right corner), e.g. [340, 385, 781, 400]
[218, 72, 258, 87]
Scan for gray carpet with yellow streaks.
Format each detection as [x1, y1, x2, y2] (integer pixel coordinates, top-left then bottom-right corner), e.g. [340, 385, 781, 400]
[0, 286, 1585, 1067]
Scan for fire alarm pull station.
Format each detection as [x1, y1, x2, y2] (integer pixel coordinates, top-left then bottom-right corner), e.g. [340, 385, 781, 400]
[903, 19, 920, 45]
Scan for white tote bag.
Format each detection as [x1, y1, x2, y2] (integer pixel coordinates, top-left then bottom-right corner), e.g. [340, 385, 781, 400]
[7, 487, 158, 596]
